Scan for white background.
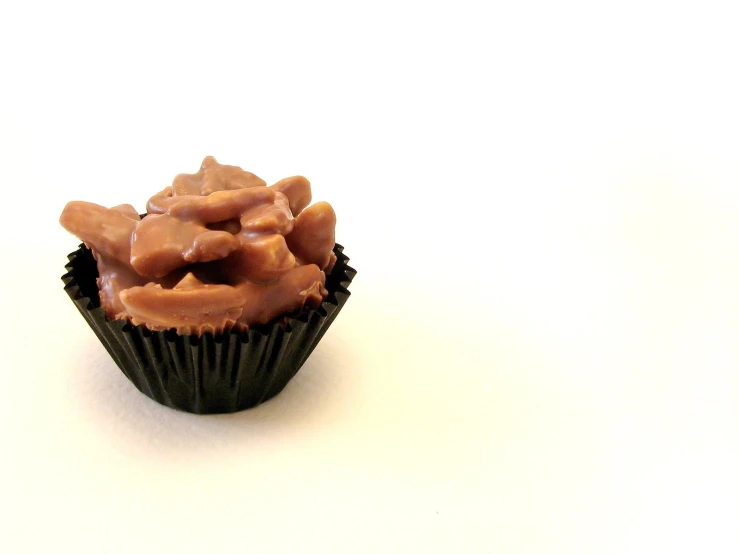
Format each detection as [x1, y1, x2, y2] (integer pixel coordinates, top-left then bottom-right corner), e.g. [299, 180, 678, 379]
[1, 1, 739, 552]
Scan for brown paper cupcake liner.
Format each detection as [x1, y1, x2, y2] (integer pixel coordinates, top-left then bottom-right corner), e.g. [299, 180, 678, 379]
[61, 243, 356, 414]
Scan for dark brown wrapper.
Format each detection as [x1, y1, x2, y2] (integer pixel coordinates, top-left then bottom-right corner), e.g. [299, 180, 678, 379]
[61, 243, 356, 414]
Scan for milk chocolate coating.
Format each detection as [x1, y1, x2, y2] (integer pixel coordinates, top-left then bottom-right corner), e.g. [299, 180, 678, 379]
[287, 201, 337, 269]
[172, 155, 266, 195]
[59, 201, 138, 266]
[270, 175, 312, 215]
[59, 157, 337, 335]
[130, 213, 241, 277]
[120, 275, 246, 335]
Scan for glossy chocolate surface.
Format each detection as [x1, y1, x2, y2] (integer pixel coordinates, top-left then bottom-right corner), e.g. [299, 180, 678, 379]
[60, 157, 336, 335]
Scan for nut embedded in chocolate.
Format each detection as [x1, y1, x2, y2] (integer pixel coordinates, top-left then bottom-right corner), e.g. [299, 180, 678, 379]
[59, 156, 337, 335]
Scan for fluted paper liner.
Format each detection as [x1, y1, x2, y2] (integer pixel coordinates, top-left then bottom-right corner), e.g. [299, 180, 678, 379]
[62, 243, 356, 414]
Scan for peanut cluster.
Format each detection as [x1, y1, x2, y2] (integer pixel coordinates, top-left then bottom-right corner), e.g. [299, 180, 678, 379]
[60, 157, 337, 335]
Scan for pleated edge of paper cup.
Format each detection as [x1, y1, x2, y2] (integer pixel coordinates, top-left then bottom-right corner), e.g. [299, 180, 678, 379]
[61, 243, 356, 414]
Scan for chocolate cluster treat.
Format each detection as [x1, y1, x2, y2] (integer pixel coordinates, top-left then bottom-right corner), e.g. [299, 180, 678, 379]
[60, 157, 337, 335]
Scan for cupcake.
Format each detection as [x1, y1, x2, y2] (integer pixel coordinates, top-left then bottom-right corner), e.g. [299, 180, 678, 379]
[60, 156, 355, 414]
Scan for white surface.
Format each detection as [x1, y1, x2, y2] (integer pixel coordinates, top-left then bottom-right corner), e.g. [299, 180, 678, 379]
[2, 1, 739, 552]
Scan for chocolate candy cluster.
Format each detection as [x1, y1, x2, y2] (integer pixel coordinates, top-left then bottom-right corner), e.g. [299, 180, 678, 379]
[60, 157, 336, 335]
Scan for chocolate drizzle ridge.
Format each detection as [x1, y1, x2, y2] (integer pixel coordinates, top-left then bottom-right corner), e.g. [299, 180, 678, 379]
[62, 243, 356, 414]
